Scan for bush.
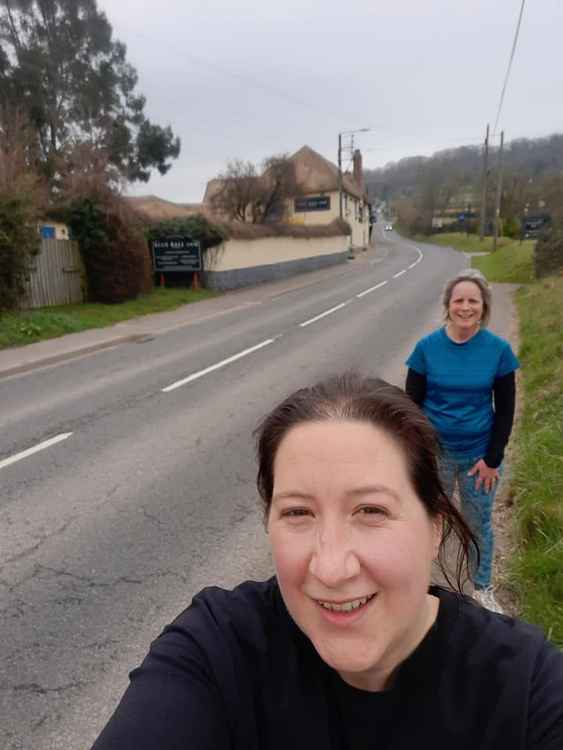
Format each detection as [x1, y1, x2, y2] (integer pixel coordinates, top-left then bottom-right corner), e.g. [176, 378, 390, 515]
[503, 216, 521, 239]
[67, 198, 152, 303]
[534, 227, 563, 279]
[0, 195, 40, 312]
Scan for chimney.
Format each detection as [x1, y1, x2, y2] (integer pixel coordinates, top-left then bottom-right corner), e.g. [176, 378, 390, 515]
[352, 149, 364, 191]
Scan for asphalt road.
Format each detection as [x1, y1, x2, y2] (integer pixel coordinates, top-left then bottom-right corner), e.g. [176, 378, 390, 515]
[1, 226, 468, 749]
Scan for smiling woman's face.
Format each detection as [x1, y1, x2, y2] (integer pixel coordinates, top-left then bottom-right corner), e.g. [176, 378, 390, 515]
[268, 419, 442, 691]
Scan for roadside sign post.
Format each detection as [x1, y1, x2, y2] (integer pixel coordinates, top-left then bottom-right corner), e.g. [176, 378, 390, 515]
[150, 237, 202, 287]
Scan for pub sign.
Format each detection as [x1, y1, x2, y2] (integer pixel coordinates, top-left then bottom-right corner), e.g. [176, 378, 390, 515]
[151, 236, 202, 272]
[294, 196, 331, 212]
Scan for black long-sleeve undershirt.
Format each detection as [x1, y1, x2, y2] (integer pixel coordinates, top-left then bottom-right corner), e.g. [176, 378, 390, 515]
[405, 368, 516, 469]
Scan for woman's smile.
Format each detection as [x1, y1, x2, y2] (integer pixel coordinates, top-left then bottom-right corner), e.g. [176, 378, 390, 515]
[314, 592, 378, 626]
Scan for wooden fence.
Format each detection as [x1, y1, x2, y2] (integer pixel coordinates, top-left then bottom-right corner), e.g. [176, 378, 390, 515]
[24, 239, 86, 309]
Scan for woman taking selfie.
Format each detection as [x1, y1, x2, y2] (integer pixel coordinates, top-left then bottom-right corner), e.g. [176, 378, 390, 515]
[406, 270, 519, 613]
[92, 374, 561, 750]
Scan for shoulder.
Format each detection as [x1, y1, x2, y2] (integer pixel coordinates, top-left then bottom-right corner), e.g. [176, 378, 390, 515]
[166, 577, 282, 649]
[421, 328, 445, 346]
[477, 330, 519, 372]
[478, 329, 510, 347]
[436, 588, 560, 676]
[411, 328, 445, 353]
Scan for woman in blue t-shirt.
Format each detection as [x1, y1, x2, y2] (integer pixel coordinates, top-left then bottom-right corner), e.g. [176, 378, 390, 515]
[406, 269, 519, 613]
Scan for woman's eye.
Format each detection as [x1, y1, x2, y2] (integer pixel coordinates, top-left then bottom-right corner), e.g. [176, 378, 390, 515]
[357, 506, 388, 517]
[281, 508, 311, 518]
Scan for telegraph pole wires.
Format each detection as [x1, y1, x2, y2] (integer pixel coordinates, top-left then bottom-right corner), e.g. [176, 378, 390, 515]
[493, 0, 527, 137]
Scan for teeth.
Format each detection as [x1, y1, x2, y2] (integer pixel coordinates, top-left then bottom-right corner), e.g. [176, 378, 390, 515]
[318, 594, 374, 612]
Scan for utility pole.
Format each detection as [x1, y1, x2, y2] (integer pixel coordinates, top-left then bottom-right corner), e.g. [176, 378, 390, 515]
[338, 133, 343, 219]
[479, 124, 490, 241]
[493, 130, 505, 252]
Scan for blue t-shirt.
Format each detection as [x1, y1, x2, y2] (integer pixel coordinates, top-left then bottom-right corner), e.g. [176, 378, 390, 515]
[406, 328, 519, 458]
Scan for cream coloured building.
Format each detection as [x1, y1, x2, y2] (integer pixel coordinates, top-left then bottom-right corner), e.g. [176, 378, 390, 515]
[202, 145, 371, 250]
[286, 145, 370, 249]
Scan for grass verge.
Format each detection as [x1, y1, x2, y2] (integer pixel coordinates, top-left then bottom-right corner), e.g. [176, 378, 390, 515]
[471, 241, 535, 283]
[410, 231, 535, 283]
[509, 275, 563, 646]
[412, 232, 515, 254]
[0, 287, 218, 349]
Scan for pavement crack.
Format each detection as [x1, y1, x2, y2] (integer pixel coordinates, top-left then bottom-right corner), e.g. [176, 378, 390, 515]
[8, 680, 90, 695]
[37, 565, 143, 588]
[142, 508, 167, 529]
[0, 516, 76, 569]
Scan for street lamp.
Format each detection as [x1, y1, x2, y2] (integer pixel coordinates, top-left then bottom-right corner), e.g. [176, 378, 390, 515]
[338, 128, 370, 220]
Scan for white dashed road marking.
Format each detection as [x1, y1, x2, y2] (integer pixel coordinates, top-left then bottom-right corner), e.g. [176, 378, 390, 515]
[299, 301, 350, 328]
[162, 338, 276, 392]
[356, 281, 388, 299]
[0, 433, 73, 471]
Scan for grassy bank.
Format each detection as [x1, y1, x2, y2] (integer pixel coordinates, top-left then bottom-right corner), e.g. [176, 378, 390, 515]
[470, 240, 535, 284]
[411, 232, 536, 284]
[459, 231, 562, 642]
[0, 287, 217, 349]
[414, 232, 515, 253]
[508, 276, 563, 645]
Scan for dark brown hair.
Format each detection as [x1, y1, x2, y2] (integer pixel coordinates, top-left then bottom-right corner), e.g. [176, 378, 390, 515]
[255, 372, 478, 592]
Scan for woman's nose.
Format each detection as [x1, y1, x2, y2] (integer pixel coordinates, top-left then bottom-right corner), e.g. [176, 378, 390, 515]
[308, 528, 360, 586]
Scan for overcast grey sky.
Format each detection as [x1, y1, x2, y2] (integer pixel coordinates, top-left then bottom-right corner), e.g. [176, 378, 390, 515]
[99, 0, 562, 203]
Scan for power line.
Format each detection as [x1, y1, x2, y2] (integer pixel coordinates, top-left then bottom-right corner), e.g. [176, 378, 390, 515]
[493, 0, 526, 136]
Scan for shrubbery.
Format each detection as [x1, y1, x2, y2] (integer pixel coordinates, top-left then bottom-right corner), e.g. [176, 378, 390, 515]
[0, 194, 40, 312]
[503, 216, 521, 239]
[67, 197, 152, 303]
[534, 227, 563, 279]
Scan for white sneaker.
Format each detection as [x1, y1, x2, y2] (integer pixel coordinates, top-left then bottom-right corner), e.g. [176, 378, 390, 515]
[474, 587, 504, 614]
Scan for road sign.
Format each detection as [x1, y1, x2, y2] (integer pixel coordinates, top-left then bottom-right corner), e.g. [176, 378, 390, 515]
[151, 237, 202, 272]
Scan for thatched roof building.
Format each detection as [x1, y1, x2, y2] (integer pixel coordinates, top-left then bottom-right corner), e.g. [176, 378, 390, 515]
[288, 145, 367, 201]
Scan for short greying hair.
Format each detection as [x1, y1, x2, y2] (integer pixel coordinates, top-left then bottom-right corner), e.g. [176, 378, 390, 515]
[442, 269, 492, 327]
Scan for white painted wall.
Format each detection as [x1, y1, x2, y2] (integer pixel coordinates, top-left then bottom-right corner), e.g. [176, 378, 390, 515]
[205, 234, 348, 272]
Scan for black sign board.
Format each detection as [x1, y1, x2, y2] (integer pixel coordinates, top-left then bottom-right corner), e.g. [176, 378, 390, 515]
[294, 196, 331, 212]
[151, 237, 202, 272]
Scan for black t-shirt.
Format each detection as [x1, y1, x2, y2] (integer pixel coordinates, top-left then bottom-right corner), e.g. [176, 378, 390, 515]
[92, 579, 563, 749]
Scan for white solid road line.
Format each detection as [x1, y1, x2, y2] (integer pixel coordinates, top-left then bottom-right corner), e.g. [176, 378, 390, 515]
[393, 269, 407, 278]
[0, 432, 73, 471]
[356, 280, 389, 299]
[299, 301, 350, 328]
[162, 338, 276, 393]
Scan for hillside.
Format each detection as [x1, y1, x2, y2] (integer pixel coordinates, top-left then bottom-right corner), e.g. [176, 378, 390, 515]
[365, 133, 563, 203]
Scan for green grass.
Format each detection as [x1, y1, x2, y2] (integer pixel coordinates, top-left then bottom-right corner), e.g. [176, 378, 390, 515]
[471, 241, 535, 284]
[411, 232, 536, 283]
[414, 232, 515, 254]
[0, 287, 218, 349]
[508, 276, 563, 646]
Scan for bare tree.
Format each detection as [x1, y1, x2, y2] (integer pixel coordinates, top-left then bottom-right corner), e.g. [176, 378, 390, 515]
[254, 155, 298, 223]
[209, 160, 260, 222]
[208, 154, 298, 224]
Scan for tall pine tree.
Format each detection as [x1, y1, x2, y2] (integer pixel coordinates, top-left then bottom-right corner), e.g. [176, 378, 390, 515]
[0, 0, 180, 183]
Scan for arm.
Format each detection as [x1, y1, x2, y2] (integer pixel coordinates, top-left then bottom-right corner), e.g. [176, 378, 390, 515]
[405, 368, 427, 407]
[91, 626, 230, 750]
[527, 640, 563, 749]
[484, 371, 516, 469]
